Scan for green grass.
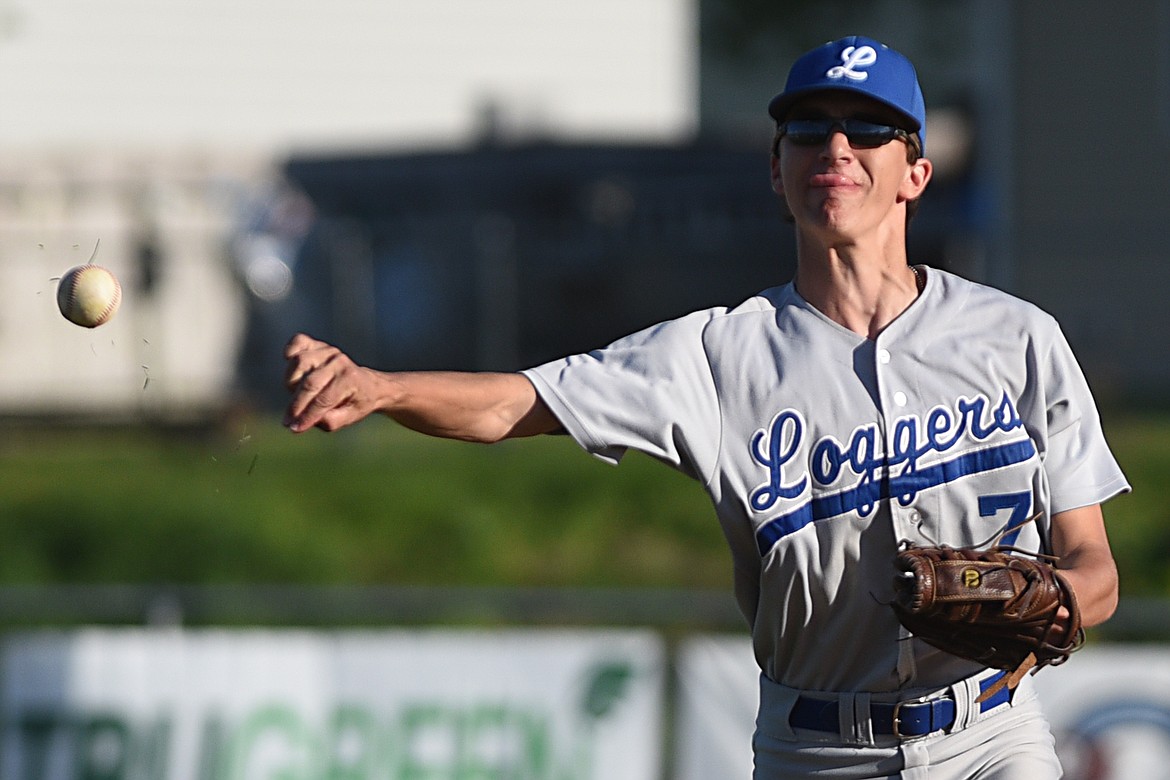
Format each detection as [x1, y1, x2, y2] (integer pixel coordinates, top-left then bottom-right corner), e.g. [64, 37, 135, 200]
[0, 409, 1165, 597]
[0, 418, 728, 588]
[1094, 411, 1170, 596]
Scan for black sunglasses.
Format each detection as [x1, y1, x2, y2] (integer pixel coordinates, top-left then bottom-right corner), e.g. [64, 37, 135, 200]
[775, 118, 916, 152]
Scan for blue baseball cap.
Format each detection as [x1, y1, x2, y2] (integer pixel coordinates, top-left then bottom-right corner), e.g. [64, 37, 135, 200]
[768, 36, 926, 151]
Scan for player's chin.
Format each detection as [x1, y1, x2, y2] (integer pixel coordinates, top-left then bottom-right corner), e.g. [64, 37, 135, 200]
[807, 192, 859, 216]
[808, 206, 861, 236]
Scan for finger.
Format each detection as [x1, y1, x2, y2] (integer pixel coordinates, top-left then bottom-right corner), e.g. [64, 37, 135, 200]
[283, 334, 313, 387]
[280, 329, 322, 353]
[283, 332, 321, 360]
[1046, 606, 1072, 644]
[284, 353, 314, 390]
[284, 358, 337, 428]
[294, 376, 358, 433]
[284, 340, 337, 390]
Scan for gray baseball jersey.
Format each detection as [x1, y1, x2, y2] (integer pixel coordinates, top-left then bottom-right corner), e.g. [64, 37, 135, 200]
[523, 267, 1129, 694]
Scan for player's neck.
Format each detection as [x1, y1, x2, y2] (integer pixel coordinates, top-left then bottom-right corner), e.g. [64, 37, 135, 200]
[793, 243, 921, 340]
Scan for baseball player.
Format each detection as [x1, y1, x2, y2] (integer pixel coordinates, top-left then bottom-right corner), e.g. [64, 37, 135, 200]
[284, 36, 1129, 779]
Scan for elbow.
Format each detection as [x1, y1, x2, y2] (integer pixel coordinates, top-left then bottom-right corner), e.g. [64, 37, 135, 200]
[456, 411, 526, 444]
[1083, 592, 1119, 629]
[1093, 578, 1120, 628]
[471, 426, 512, 445]
[1078, 563, 1120, 629]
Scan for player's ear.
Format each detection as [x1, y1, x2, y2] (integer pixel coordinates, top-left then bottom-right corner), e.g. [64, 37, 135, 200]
[769, 156, 795, 221]
[770, 154, 784, 197]
[899, 157, 932, 201]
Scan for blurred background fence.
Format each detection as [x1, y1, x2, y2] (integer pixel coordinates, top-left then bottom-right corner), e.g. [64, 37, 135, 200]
[0, 585, 1166, 641]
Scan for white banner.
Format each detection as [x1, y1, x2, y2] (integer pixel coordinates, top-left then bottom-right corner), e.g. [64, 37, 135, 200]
[674, 634, 757, 780]
[0, 628, 664, 780]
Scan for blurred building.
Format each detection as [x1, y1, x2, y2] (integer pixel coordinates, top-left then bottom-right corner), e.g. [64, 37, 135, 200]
[0, 0, 1166, 420]
[233, 141, 796, 406]
[0, 0, 696, 421]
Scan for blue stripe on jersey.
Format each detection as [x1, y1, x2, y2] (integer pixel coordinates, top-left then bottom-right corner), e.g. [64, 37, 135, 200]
[754, 439, 1037, 557]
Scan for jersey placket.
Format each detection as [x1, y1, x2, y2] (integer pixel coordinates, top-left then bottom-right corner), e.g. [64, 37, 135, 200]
[873, 336, 922, 683]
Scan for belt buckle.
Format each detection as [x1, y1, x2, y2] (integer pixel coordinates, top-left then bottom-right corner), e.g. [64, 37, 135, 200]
[890, 697, 929, 740]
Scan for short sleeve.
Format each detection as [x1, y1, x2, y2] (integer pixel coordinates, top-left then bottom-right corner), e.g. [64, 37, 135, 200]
[1040, 325, 1131, 513]
[522, 309, 724, 483]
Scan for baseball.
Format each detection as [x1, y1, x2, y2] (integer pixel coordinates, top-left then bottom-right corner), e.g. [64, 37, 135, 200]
[57, 264, 122, 328]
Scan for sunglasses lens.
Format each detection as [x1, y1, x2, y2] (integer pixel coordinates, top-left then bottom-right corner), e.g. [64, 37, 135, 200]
[781, 119, 903, 148]
[781, 120, 832, 146]
[844, 120, 900, 147]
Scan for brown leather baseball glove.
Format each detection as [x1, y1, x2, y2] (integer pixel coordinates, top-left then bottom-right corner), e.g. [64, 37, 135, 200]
[891, 542, 1084, 702]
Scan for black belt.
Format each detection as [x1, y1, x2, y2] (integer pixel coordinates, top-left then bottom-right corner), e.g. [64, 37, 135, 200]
[788, 671, 1010, 738]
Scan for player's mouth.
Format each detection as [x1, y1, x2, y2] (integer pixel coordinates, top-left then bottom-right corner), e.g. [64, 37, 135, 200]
[809, 172, 859, 189]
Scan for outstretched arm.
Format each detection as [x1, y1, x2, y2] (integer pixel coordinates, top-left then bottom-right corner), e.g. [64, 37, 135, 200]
[283, 333, 562, 442]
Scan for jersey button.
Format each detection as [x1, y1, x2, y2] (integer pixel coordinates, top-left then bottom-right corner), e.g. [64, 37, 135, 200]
[878, 349, 892, 364]
[893, 391, 908, 407]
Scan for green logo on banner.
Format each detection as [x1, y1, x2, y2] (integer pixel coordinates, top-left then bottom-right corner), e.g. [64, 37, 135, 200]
[2, 661, 638, 780]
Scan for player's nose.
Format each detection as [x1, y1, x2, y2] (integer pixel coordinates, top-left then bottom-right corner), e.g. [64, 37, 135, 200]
[821, 130, 854, 159]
